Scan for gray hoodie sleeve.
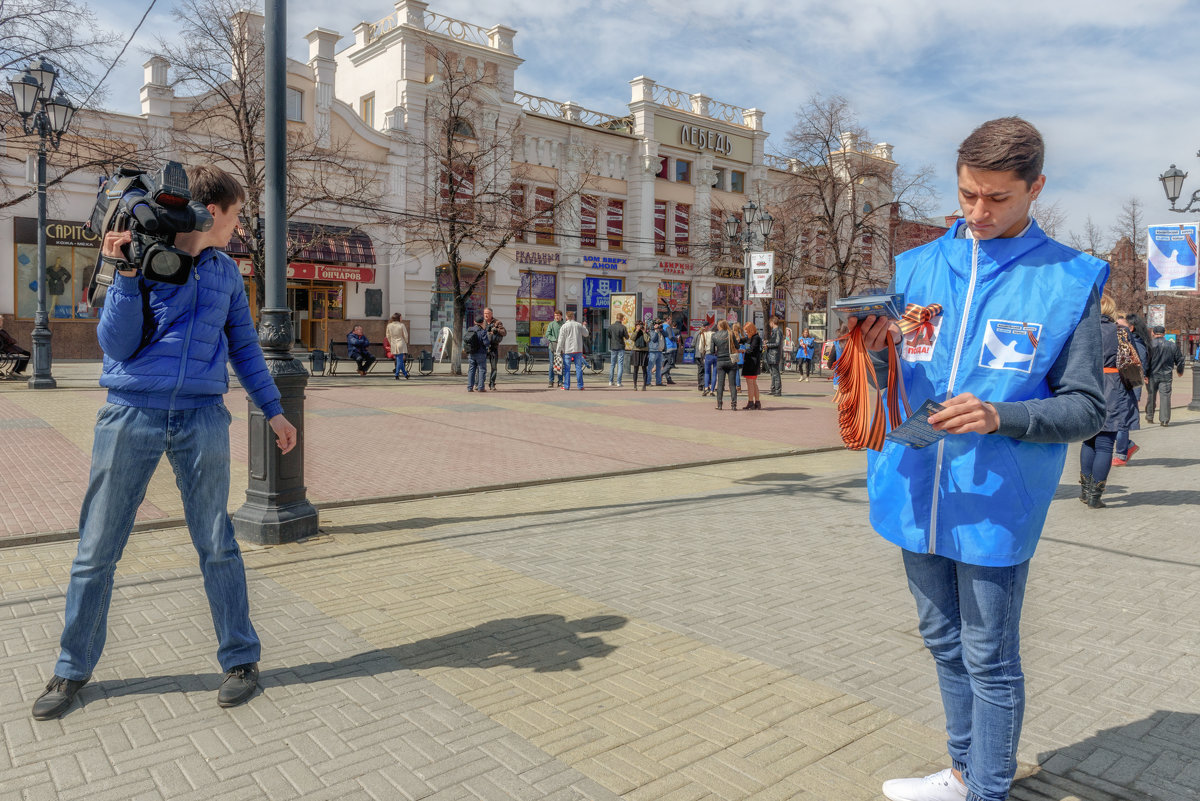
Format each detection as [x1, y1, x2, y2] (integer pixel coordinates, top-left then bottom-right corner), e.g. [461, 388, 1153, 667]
[990, 286, 1105, 443]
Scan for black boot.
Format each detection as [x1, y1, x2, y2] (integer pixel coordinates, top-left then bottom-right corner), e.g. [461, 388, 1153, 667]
[1086, 481, 1107, 509]
[1079, 472, 1091, 504]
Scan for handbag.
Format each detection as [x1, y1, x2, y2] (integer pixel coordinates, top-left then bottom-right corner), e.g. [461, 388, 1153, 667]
[1116, 328, 1143, 390]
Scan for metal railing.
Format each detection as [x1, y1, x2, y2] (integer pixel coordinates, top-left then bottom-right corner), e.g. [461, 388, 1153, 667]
[366, 9, 490, 47]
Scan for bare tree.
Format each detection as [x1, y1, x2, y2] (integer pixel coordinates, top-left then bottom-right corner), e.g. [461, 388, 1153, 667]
[1109, 197, 1146, 260]
[768, 95, 936, 309]
[395, 45, 595, 373]
[152, 0, 385, 308]
[1031, 199, 1067, 239]
[1, 0, 125, 207]
[1067, 215, 1107, 255]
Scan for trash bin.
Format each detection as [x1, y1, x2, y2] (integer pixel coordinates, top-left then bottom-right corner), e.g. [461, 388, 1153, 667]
[308, 349, 326, 375]
[419, 350, 434, 375]
[505, 351, 520, 371]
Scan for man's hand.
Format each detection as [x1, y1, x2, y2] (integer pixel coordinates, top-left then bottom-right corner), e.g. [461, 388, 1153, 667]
[847, 314, 900, 351]
[102, 230, 138, 277]
[268, 414, 298, 454]
[929, 392, 1000, 435]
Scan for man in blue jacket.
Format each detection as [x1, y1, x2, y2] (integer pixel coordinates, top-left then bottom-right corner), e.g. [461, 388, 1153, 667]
[855, 118, 1106, 801]
[31, 165, 297, 720]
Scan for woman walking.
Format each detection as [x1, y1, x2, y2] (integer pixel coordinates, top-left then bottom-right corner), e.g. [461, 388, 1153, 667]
[630, 320, 651, 391]
[711, 320, 739, 410]
[386, 313, 410, 379]
[1113, 312, 1150, 465]
[741, 322, 764, 409]
[1079, 294, 1124, 508]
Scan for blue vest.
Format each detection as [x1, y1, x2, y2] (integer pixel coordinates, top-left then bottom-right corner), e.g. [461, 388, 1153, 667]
[867, 220, 1107, 566]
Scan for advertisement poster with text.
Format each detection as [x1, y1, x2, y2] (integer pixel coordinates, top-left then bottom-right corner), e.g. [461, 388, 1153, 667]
[749, 252, 774, 299]
[1147, 223, 1199, 291]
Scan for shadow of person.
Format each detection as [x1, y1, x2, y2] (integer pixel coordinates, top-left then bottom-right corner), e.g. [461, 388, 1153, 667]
[1013, 709, 1196, 801]
[91, 613, 629, 705]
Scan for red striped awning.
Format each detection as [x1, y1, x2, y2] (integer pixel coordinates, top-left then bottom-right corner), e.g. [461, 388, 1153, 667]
[226, 222, 376, 264]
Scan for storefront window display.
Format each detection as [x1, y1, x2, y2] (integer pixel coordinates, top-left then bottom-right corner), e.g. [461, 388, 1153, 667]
[13, 217, 101, 320]
[583, 275, 623, 352]
[657, 279, 690, 320]
[712, 282, 744, 322]
[432, 264, 486, 343]
[517, 270, 557, 348]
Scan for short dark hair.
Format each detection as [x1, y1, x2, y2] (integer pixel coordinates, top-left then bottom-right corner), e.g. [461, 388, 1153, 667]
[188, 164, 246, 211]
[956, 117, 1044, 187]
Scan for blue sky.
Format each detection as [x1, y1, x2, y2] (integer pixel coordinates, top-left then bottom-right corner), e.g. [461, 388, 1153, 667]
[91, 0, 1200, 241]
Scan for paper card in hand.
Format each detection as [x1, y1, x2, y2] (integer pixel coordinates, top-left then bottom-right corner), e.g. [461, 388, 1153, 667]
[885, 399, 949, 449]
[832, 292, 905, 320]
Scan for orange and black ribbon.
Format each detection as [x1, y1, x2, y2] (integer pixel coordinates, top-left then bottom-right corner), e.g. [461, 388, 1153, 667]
[833, 312, 927, 451]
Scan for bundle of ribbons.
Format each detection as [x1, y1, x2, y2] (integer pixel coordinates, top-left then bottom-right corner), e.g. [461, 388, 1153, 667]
[832, 304, 941, 450]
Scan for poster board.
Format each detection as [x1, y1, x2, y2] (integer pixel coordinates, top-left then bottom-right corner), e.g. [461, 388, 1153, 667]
[1147, 223, 1199, 291]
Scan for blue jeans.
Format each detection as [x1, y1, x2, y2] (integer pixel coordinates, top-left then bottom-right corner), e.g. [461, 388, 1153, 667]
[467, 352, 487, 389]
[393, 353, 408, 377]
[548, 343, 560, 385]
[648, 351, 664, 385]
[703, 354, 718, 390]
[1080, 431, 1116, 482]
[902, 550, 1029, 801]
[56, 404, 260, 680]
[563, 352, 585, 389]
[609, 350, 625, 384]
[1115, 428, 1136, 459]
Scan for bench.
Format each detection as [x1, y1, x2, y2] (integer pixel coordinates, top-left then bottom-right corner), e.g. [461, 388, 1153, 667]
[0, 352, 20, 379]
[326, 340, 389, 375]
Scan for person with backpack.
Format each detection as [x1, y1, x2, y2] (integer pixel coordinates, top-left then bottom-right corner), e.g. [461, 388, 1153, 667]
[1111, 313, 1148, 466]
[464, 315, 489, 392]
[1145, 325, 1185, 426]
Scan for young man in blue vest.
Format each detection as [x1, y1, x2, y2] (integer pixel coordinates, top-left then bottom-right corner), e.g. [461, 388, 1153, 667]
[854, 118, 1106, 801]
[31, 165, 297, 720]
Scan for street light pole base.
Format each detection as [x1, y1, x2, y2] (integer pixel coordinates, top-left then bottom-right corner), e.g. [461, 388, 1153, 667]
[1188, 362, 1200, 412]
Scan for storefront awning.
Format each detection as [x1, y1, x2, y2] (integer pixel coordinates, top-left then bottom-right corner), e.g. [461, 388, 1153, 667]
[226, 222, 376, 265]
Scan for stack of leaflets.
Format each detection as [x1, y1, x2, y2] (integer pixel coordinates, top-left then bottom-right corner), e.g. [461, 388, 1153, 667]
[831, 292, 905, 320]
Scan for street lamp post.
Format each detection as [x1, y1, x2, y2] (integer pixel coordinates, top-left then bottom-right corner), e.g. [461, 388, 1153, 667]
[1156, 164, 1200, 412]
[724, 200, 774, 325]
[8, 60, 76, 389]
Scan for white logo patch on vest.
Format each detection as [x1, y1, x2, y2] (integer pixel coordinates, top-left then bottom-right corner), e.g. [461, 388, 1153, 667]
[901, 316, 943, 363]
[980, 319, 1042, 372]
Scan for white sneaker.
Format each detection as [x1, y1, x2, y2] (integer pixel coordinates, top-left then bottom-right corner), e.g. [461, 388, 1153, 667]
[608, 381, 614, 386]
[882, 769, 967, 801]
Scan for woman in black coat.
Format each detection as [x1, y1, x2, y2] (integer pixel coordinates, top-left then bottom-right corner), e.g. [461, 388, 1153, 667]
[711, 320, 739, 410]
[740, 322, 764, 410]
[1079, 294, 1125, 508]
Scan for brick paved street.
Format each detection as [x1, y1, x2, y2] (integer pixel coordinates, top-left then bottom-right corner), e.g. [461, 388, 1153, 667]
[1, 361, 1198, 800]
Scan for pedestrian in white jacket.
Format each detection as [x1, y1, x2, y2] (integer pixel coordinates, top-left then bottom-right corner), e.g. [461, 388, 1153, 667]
[555, 311, 589, 390]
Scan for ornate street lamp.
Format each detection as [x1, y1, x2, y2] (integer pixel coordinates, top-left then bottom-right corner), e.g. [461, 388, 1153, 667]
[8, 60, 76, 389]
[725, 200, 774, 322]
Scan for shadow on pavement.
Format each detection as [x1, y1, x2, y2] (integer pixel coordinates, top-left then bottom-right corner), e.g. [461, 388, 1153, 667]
[1013, 709, 1196, 801]
[89, 613, 629, 704]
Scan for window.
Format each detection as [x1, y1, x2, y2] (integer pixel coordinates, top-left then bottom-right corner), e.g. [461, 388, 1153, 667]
[674, 203, 690, 256]
[654, 201, 667, 255]
[606, 200, 624, 250]
[360, 94, 375, 128]
[286, 87, 303, 121]
[452, 117, 475, 138]
[580, 195, 598, 248]
[675, 159, 691, 184]
[510, 184, 527, 243]
[711, 167, 725, 190]
[534, 187, 556, 245]
[440, 164, 475, 220]
[730, 170, 745, 193]
[656, 156, 669, 180]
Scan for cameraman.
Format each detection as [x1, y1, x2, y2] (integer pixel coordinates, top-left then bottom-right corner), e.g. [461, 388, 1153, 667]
[31, 164, 296, 721]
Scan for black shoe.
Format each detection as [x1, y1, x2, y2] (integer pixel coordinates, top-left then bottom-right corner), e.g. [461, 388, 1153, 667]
[32, 675, 89, 720]
[1086, 481, 1107, 509]
[218, 663, 259, 708]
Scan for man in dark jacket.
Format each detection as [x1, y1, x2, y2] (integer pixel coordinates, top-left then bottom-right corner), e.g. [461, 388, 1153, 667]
[347, 325, 375, 375]
[31, 165, 296, 721]
[482, 307, 506, 390]
[764, 316, 784, 396]
[465, 315, 489, 392]
[607, 313, 628, 387]
[1145, 325, 1185, 426]
[0, 314, 30, 375]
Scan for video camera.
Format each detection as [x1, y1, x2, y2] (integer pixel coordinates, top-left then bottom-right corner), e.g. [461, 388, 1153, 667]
[85, 161, 213, 308]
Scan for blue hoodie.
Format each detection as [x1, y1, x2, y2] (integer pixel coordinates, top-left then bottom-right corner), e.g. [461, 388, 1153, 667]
[98, 247, 283, 419]
[867, 219, 1106, 566]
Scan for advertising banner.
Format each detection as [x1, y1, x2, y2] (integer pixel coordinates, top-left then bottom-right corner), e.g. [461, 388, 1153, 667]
[1147, 223, 1199, 291]
[749, 252, 774, 299]
[583, 276, 623, 309]
[1148, 304, 1166, 329]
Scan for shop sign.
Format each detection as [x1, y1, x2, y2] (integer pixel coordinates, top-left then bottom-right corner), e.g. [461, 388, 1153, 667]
[14, 217, 101, 248]
[582, 254, 626, 269]
[583, 276, 623, 308]
[679, 125, 734, 156]
[515, 249, 559, 266]
[236, 259, 375, 283]
[659, 260, 693, 275]
[714, 265, 745, 280]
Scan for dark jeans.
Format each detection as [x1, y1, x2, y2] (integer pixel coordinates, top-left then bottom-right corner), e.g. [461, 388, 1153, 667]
[467, 352, 487, 390]
[715, 361, 738, 405]
[799, 357, 812, 377]
[1080, 430, 1116, 482]
[486, 351, 499, 387]
[1146, 375, 1173, 423]
[662, 350, 676, 383]
[352, 353, 375, 373]
[768, 360, 782, 394]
